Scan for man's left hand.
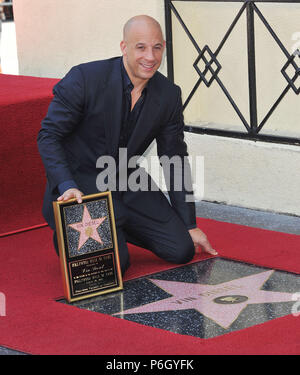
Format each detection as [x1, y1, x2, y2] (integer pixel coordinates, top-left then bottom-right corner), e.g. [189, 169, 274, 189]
[188, 227, 218, 255]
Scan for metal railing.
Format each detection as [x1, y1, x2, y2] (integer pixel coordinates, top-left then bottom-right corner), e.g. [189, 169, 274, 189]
[164, 0, 300, 145]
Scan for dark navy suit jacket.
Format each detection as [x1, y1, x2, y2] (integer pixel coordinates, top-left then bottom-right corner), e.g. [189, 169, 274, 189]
[37, 57, 196, 230]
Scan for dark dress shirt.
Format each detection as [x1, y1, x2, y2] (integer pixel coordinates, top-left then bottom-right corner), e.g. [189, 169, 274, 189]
[119, 60, 147, 148]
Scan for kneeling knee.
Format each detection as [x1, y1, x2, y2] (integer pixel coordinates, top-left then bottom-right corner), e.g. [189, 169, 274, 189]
[173, 241, 195, 264]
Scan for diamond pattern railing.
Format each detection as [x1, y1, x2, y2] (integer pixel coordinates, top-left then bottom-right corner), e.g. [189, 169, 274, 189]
[164, 0, 300, 145]
[281, 53, 300, 95]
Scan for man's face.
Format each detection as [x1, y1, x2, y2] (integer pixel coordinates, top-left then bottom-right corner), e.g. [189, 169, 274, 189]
[120, 22, 165, 83]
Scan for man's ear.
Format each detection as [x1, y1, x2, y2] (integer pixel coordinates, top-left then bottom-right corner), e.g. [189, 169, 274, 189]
[120, 40, 127, 55]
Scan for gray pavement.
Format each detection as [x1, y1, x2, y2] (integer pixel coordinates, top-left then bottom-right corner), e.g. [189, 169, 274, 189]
[195, 200, 300, 235]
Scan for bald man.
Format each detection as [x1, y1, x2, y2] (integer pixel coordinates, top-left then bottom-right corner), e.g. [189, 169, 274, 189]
[38, 15, 217, 276]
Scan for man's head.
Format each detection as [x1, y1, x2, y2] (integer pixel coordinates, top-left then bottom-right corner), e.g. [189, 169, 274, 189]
[120, 15, 165, 85]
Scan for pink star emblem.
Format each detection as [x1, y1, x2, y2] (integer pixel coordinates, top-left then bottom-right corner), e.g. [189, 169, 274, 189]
[68, 205, 106, 250]
[116, 270, 294, 329]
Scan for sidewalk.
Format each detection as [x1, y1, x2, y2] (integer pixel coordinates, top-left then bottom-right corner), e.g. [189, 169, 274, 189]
[196, 200, 300, 235]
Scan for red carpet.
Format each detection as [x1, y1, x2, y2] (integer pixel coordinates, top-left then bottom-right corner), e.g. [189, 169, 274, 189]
[0, 74, 59, 235]
[0, 218, 299, 355]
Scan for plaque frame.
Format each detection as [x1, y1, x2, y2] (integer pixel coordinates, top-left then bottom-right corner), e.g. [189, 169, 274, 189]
[53, 191, 123, 302]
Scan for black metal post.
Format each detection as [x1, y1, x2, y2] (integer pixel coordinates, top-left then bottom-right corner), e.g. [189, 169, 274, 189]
[164, 0, 174, 82]
[246, 2, 258, 134]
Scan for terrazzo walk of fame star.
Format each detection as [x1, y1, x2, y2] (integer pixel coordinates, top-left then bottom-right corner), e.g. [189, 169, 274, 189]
[64, 200, 113, 257]
[114, 270, 293, 329]
[66, 258, 300, 339]
[68, 205, 106, 250]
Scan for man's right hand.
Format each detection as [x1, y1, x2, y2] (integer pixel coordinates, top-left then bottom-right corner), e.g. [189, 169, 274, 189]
[57, 188, 83, 204]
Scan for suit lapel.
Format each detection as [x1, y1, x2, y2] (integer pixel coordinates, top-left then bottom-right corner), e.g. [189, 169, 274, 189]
[126, 77, 161, 159]
[103, 59, 123, 158]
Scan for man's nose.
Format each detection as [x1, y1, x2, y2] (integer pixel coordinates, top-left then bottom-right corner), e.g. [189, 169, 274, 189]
[144, 48, 155, 61]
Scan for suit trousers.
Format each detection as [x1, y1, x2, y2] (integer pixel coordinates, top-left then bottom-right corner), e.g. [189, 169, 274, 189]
[52, 193, 195, 276]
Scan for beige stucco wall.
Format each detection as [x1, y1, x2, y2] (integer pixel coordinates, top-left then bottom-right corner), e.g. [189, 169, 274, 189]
[12, 0, 300, 216]
[185, 133, 300, 216]
[143, 133, 300, 216]
[13, 0, 166, 78]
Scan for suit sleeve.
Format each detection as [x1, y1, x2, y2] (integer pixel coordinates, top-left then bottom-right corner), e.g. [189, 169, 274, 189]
[37, 65, 85, 194]
[156, 86, 197, 229]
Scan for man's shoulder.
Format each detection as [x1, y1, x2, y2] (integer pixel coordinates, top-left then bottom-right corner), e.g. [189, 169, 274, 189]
[74, 56, 121, 75]
[55, 57, 121, 94]
[58, 57, 121, 90]
[153, 70, 180, 93]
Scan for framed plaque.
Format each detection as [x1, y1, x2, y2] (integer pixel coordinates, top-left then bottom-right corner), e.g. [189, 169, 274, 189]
[53, 191, 123, 302]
